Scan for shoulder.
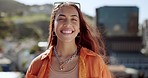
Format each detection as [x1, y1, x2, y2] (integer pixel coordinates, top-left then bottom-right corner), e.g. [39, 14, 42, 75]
[31, 49, 50, 64]
[80, 47, 103, 58]
[26, 47, 53, 75]
[80, 47, 105, 65]
[31, 46, 53, 63]
[26, 51, 48, 75]
[80, 48, 112, 77]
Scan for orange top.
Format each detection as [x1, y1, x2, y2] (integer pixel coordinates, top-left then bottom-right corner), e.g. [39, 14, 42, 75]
[25, 46, 112, 78]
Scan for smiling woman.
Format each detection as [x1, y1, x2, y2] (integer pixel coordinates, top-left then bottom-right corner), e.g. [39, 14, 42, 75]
[53, 4, 80, 43]
[25, 2, 113, 78]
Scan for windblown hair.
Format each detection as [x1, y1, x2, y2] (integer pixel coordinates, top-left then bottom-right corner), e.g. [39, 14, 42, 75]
[47, 2, 106, 60]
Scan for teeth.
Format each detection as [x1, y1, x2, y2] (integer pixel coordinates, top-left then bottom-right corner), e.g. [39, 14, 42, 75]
[62, 30, 72, 34]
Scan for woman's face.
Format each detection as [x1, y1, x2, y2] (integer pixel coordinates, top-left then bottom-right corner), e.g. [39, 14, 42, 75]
[54, 5, 80, 43]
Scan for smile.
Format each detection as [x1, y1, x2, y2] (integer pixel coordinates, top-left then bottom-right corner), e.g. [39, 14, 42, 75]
[61, 30, 73, 34]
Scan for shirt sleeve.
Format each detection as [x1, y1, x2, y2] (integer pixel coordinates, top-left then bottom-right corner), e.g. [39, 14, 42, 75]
[101, 64, 114, 78]
[25, 72, 37, 78]
[25, 55, 43, 78]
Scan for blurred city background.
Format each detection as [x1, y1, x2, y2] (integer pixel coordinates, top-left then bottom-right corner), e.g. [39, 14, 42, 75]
[0, 0, 148, 78]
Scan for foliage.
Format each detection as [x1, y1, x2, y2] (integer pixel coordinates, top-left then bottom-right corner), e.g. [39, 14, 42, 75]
[0, 17, 15, 39]
[0, 14, 50, 41]
[5, 14, 50, 23]
[0, 0, 29, 14]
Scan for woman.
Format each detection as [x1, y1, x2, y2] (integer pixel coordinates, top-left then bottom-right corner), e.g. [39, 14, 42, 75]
[25, 2, 112, 78]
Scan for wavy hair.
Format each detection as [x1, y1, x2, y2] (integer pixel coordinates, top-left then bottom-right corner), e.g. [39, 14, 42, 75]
[47, 2, 106, 60]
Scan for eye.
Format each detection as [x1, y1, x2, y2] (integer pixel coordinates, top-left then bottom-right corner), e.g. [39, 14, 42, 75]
[57, 16, 66, 21]
[71, 18, 78, 22]
[58, 18, 65, 21]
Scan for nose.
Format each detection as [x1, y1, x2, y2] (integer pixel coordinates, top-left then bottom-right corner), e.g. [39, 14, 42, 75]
[64, 19, 71, 27]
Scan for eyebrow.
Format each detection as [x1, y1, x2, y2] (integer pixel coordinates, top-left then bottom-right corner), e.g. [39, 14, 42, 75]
[71, 15, 79, 18]
[58, 14, 78, 18]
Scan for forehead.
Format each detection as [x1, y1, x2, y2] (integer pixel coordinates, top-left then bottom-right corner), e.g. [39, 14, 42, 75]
[55, 5, 79, 17]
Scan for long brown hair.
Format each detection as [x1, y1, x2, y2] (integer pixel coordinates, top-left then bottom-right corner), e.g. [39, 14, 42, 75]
[47, 2, 106, 60]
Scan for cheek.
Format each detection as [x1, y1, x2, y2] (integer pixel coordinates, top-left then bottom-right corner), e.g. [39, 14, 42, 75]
[77, 23, 80, 32]
[75, 25, 80, 33]
[54, 19, 62, 27]
[78, 28, 80, 32]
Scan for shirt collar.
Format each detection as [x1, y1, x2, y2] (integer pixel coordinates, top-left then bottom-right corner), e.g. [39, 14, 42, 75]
[79, 47, 97, 59]
[40, 46, 53, 60]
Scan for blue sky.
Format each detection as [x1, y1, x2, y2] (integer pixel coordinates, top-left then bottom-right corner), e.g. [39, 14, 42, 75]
[15, 0, 148, 24]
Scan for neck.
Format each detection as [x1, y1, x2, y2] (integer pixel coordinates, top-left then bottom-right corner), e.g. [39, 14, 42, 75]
[55, 41, 77, 57]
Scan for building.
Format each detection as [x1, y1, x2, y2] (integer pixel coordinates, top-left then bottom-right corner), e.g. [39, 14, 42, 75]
[142, 20, 148, 49]
[96, 6, 148, 78]
[96, 6, 139, 36]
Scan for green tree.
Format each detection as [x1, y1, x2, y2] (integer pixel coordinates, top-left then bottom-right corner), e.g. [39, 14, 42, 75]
[0, 17, 15, 39]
